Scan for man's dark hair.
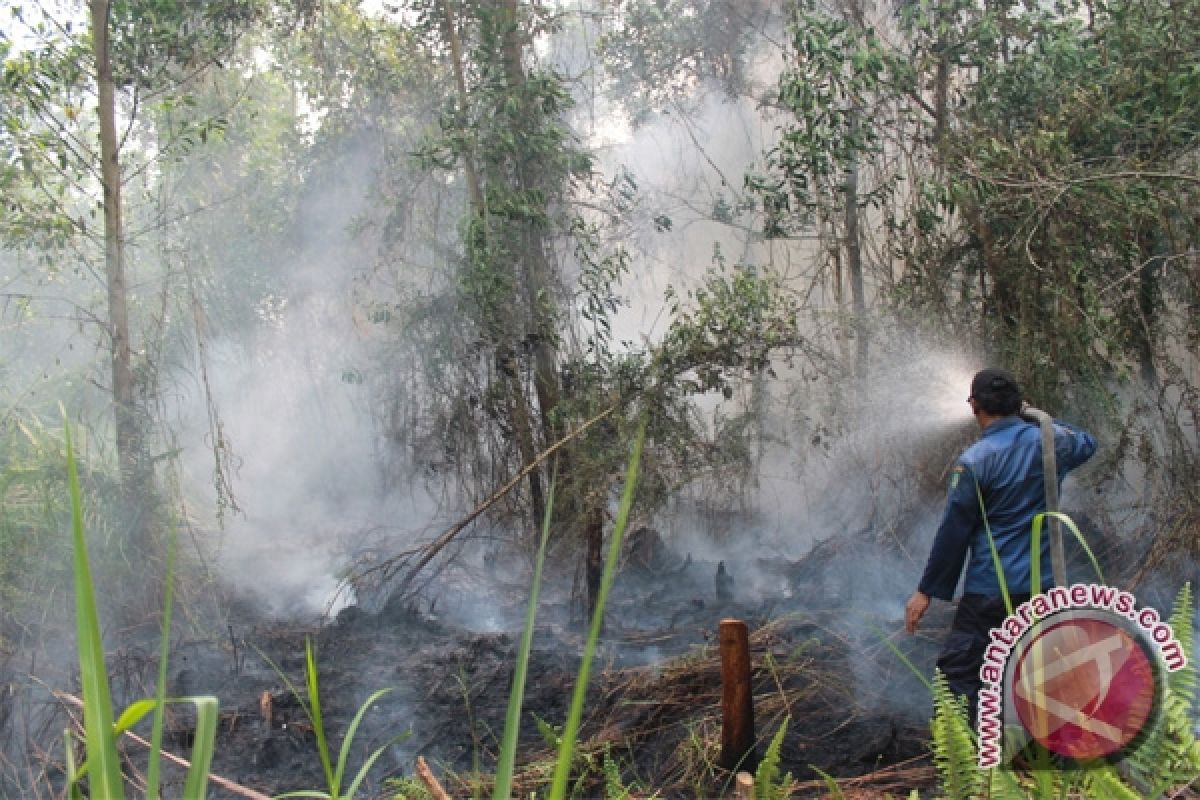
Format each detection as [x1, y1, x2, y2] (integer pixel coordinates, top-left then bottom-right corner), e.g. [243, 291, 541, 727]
[970, 368, 1022, 416]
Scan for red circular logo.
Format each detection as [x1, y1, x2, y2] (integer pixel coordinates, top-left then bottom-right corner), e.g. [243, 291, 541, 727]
[1012, 615, 1158, 759]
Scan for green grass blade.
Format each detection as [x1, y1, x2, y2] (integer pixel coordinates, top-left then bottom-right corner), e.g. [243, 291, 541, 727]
[334, 687, 395, 792]
[874, 625, 934, 695]
[181, 695, 219, 799]
[549, 419, 647, 800]
[64, 729, 84, 800]
[809, 765, 845, 800]
[342, 735, 409, 800]
[64, 419, 124, 799]
[113, 698, 158, 735]
[148, 519, 180, 799]
[1032, 512, 1103, 583]
[306, 638, 337, 794]
[975, 481, 1013, 616]
[494, 472, 557, 800]
[253, 643, 313, 721]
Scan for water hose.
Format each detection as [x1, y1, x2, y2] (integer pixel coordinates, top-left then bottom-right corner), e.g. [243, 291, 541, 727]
[1019, 406, 1067, 588]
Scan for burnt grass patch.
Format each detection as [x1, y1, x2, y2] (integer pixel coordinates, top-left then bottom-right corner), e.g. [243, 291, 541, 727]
[177, 533, 948, 799]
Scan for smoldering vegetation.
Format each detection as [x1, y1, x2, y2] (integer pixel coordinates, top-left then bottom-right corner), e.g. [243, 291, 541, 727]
[1, 0, 1198, 797]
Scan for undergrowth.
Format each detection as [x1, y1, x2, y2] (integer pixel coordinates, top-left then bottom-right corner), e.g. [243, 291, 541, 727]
[50, 415, 1200, 799]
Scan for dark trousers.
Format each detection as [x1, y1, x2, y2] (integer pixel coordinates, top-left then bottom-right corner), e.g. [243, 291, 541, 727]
[936, 593, 1029, 722]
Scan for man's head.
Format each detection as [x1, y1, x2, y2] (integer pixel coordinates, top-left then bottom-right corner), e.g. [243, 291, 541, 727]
[969, 368, 1022, 418]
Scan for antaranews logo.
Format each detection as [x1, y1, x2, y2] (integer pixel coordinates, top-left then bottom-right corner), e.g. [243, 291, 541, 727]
[976, 583, 1187, 768]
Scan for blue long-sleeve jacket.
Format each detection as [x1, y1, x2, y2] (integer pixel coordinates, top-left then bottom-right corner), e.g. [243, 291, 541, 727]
[917, 416, 1097, 600]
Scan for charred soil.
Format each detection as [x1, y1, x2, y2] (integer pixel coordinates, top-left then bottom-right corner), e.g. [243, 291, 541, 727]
[162, 534, 946, 799]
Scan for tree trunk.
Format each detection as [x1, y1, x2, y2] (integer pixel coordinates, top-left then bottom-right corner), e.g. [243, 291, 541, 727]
[439, 0, 483, 212]
[496, 0, 561, 435]
[1134, 228, 1161, 388]
[844, 113, 867, 386]
[583, 501, 604, 631]
[91, 0, 152, 551]
[441, 0, 547, 530]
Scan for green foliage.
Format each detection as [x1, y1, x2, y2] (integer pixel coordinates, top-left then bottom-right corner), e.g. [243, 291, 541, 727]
[601, 749, 628, 800]
[384, 777, 434, 800]
[929, 671, 982, 800]
[61, 420, 217, 800]
[597, 0, 763, 117]
[659, 263, 802, 396]
[64, 420, 124, 799]
[1121, 583, 1200, 796]
[0, 416, 80, 655]
[493, 476, 555, 800]
[899, 0, 1200, 407]
[547, 421, 646, 800]
[755, 717, 794, 800]
[274, 639, 404, 800]
[146, 515, 179, 799]
[106, 0, 266, 89]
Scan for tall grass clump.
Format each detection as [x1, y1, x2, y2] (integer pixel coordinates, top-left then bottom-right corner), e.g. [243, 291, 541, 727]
[61, 419, 218, 799]
[0, 414, 109, 659]
[485, 420, 647, 800]
[547, 418, 647, 800]
[492, 472, 557, 799]
[272, 638, 404, 800]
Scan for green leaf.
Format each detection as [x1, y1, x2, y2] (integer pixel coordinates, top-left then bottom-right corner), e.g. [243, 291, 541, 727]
[305, 639, 337, 794]
[182, 696, 219, 799]
[334, 687, 395, 793]
[494, 473, 557, 800]
[548, 420, 647, 800]
[64, 417, 124, 800]
[113, 698, 158, 735]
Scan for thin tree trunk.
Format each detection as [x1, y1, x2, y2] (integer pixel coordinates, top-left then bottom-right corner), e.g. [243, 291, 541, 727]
[844, 113, 867, 386]
[583, 501, 604, 630]
[497, 0, 561, 433]
[1135, 228, 1161, 388]
[439, 0, 482, 212]
[441, 0, 546, 529]
[91, 0, 151, 550]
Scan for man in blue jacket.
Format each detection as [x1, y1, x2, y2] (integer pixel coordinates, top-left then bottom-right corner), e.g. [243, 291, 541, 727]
[904, 368, 1097, 716]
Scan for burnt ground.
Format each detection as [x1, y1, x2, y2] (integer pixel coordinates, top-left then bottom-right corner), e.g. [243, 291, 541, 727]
[40, 505, 1143, 800]
[130, 530, 949, 800]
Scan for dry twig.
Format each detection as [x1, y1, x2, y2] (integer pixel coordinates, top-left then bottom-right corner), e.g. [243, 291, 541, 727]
[56, 692, 271, 800]
[416, 754, 453, 800]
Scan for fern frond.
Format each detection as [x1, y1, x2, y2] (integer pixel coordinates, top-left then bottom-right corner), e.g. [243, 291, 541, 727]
[1126, 584, 1200, 795]
[984, 764, 1028, 799]
[809, 765, 845, 800]
[602, 750, 628, 800]
[1168, 583, 1194, 700]
[930, 671, 983, 799]
[756, 716, 794, 800]
[1081, 762, 1143, 800]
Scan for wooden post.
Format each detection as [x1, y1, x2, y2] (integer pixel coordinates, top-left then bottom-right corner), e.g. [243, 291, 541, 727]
[734, 771, 756, 800]
[719, 618, 757, 771]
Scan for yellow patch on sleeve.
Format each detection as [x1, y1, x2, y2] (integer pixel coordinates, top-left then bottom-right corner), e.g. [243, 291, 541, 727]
[950, 464, 965, 490]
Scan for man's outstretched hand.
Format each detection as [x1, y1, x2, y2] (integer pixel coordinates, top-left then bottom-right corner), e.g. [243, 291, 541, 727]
[905, 590, 930, 633]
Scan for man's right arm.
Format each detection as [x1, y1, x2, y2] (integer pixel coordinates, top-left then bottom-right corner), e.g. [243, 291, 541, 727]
[1053, 421, 1097, 473]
